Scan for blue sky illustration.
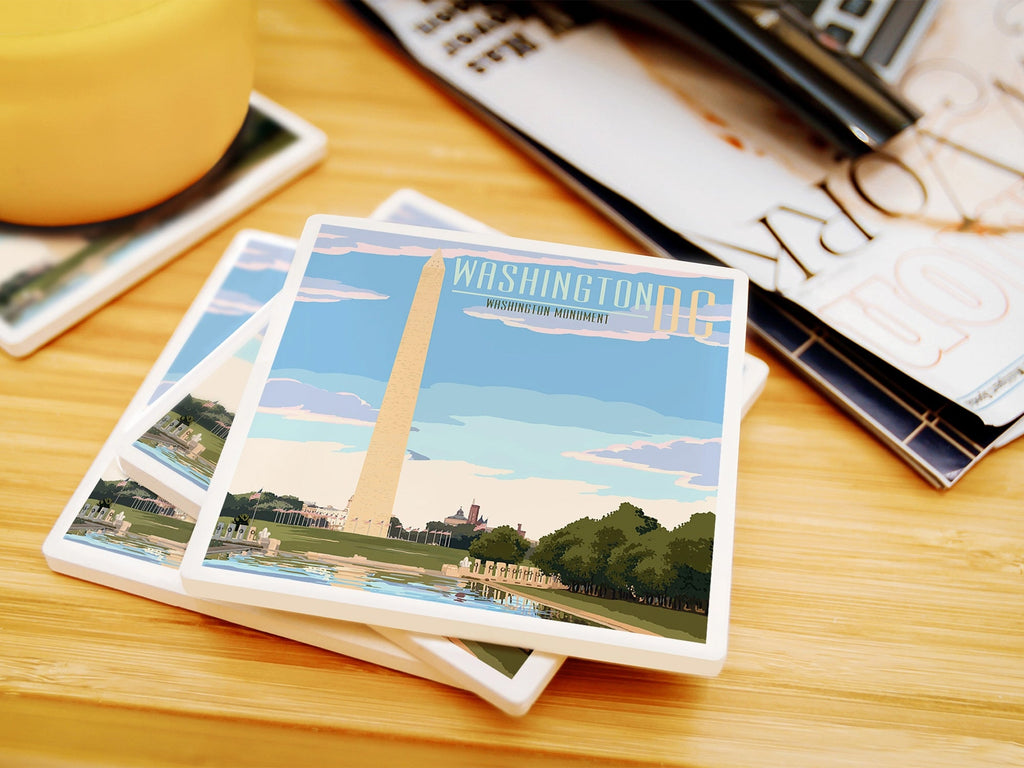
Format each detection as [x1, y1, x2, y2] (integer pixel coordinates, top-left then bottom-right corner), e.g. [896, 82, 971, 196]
[149, 237, 293, 403]
[243, 223, 739, 534]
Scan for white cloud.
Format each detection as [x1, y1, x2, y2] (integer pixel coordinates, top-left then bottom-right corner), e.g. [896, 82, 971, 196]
[228, 441, 717, 539]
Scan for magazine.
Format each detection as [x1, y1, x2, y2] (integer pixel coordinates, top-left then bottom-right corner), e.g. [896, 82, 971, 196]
[343, 0, 1024, 486]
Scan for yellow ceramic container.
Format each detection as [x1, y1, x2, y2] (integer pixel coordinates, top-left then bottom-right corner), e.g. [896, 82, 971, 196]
[0, 0, 256, 226]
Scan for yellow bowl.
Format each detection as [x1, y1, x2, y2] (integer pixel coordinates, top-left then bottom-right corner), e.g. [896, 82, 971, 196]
[0, 0, 256, 226]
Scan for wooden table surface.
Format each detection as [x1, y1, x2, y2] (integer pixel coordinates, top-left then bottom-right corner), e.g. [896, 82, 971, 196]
[2, 2, 1022, 766]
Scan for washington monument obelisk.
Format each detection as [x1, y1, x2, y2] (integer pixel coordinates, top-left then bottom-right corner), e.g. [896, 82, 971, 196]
[343, 249, 446, 536]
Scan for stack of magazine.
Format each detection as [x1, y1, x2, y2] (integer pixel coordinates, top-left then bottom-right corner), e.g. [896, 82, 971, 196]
[342, 0, 1024, 487]
[43, 189, 769, 714]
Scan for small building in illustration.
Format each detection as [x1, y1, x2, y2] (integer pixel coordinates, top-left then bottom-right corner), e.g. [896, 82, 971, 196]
[443, 507, 468, 527]
[76, 501, 132, 534]
[515, 523, 538, 545]
[155, 414, 207, 458]
[184, 433, 205, 459]
[253, 506, 330, 529]
[127, 494, 182, 519]
[303, 501, 346, 531]
[442, 557, 565, 590]
[444, 501, 489, 531]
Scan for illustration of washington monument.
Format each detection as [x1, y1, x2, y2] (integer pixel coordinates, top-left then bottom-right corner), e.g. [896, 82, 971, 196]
[343, 249, 446, 536]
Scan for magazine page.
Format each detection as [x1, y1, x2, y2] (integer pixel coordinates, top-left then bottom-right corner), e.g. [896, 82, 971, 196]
[359, 0, 1024, 428]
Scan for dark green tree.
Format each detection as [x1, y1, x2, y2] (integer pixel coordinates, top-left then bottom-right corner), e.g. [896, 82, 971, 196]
[631, 528, 675, 607]
[530, 518, 590, 590]
[422, 520, 483, 550]
[468, 525, 531, 564]
[603, 539, 652, 601]
[172, 394, 234, 433]
[586, 503, 660, 598]
[221, 490, 304, 523]
[450, 523, 484, 550]
[663, 512, 715, 611]
[275, 494, 303, 510]
[530, 502, 716, 613]
[221, 491, 251, 519]
[557, 519, 605, 593]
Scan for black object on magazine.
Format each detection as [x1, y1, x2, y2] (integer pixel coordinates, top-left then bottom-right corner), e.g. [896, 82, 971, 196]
[339, 0, 1020, 488]
[590, 0, 920, 157]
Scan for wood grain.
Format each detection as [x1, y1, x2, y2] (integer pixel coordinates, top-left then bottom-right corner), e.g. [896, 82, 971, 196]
[1, 1, 1022, 765]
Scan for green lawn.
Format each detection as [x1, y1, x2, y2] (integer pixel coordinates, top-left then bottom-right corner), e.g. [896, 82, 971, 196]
[85, 502, 195, 543]
[509, 584, 708, 642]
[457, 640, 531, 679]
[227, 518, 470, 571]
[155, 410, 226, 465]
[217, 518, 708, 640]
[186, 421, 225, 464]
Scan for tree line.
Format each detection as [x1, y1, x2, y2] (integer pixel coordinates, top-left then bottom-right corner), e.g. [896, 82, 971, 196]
[87, 478, 156, 508]
[530, 502, 714, 614]
[222, 489, 303, 524]
[416, 519, 531, 562]
[224, 492, 533, 564]
[169, 394, 234, 434]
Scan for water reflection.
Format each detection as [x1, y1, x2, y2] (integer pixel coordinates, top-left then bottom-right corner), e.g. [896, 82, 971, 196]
[134, 440, 212, 488]
[65, 527, 183, 568]
[207, 552, 605, 627]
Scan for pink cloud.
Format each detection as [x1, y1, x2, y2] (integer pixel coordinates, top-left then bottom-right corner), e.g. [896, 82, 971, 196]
[462, 301, 733, 345]
[311, 232, 728, 281]
[463, 308, 671, 341]
[208, 290, 263, 316]
[236, 247, 292, 273]
[296, 277, 389, 303]
[564, 436, 722, 491]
